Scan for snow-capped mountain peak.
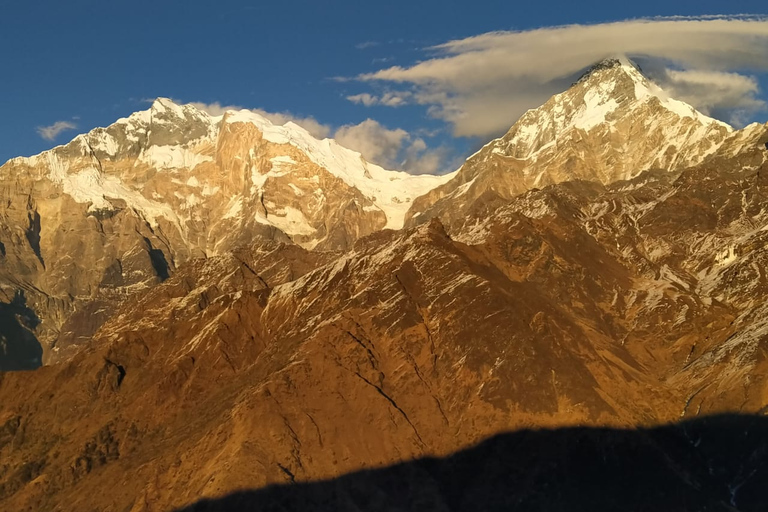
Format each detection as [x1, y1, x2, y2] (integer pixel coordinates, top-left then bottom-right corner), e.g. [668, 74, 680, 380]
[591, 57, 729, 129]
[499, 56, 732, 163]
[5, 98, 454, 255]
[404, 57, 741, 229]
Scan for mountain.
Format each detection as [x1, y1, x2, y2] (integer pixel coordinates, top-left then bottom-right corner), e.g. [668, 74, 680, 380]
[1, 143, 768, 510]
[405, 57, 747, 228]
[10, 98, 451, 244]
[0, 99, 452, 365]
[2, 57, 768, 511]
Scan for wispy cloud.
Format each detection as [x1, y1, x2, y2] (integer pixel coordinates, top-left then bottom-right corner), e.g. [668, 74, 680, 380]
[355, 41, 380, 50]
[353, 16, 768, 137]
[36, 121, 77, 141]
[347, 91, 412, 107]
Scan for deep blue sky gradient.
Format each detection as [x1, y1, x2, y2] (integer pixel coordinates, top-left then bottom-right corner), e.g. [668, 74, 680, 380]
[2, 0, 766, 165]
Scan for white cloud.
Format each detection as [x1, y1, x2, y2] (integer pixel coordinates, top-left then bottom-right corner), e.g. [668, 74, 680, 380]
[356, 16, 768, 137]
[335, 119, 409, 167]
[36, 121, 77, 141]
[347, 91, 412, 107]
[657, 69, 766, 126]
[188, 101, 332, 139]
[346, 93, 378, 107]
[186, 101, 241, 116]
[333, 119, 452, 174]
[402, 139, 454, 175]
[250, 109, 332, 139]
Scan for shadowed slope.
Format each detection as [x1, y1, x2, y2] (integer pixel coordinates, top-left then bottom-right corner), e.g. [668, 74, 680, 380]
[178, 414, 768, 512]
[0, 291, 42, 371]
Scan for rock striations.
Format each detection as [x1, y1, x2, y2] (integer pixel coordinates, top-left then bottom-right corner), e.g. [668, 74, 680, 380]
[1, 58, 768, 511]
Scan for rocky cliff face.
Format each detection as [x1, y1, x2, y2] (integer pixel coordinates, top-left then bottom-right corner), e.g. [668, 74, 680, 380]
[406, 58, 746, 229]
[0, 99, 451, 364]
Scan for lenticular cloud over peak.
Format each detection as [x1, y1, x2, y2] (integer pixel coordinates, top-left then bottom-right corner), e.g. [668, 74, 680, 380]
[354, 15, 768, 137]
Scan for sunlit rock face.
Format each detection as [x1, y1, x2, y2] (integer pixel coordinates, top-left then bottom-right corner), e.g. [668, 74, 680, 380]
[0, 99, 451, 363]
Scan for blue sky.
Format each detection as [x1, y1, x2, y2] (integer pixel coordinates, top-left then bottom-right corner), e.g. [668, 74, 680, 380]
[2, 0, 767, 172]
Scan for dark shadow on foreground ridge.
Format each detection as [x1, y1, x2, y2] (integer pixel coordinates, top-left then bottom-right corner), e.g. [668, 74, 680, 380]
[0, 291, 42, 371]
[177, 414, 768, 512]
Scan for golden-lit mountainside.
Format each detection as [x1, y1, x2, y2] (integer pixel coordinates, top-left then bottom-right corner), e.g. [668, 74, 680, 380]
[1, 59, 768, 511]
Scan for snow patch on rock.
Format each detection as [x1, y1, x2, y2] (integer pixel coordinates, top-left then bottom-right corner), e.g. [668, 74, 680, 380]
[139, 145, 213, 170]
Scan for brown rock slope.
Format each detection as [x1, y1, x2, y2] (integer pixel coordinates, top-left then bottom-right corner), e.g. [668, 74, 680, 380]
[1, 140, 768, 510]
